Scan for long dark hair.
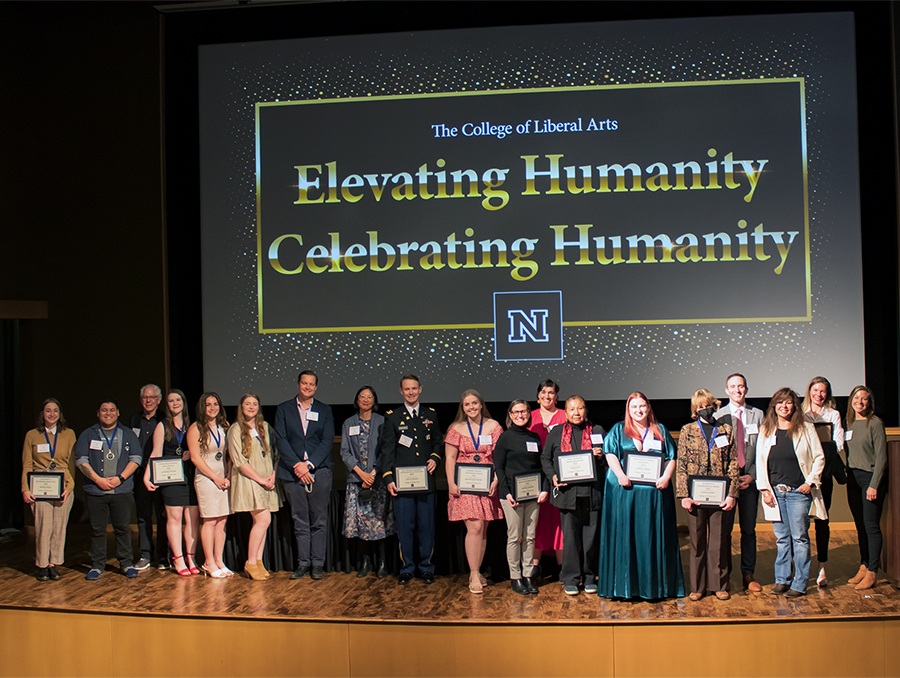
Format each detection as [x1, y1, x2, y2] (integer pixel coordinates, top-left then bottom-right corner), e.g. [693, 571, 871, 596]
[761, 387, 804, 437]
[195, 392, 229, 455]
[163, 389, 190, 442]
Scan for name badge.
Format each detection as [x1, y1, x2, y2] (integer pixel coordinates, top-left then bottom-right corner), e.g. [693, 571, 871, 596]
[90, 439, 104, 451]
[251, 429, 260, 438]
[714, 435, 729, 448]
[132, 427, 141, 437]
[349, 425, 360, 436]
[590, 433, 604, 445]
[845, 430, 853, 441]
[745, 423, 759, 435]
[646, 438, 662, 451]
[526, 441, 539, 453]
[399, 435, 413, 448]
[479, 434, 492, 446]
[307, 411, 319, 421]
[37, 443, 51, 454]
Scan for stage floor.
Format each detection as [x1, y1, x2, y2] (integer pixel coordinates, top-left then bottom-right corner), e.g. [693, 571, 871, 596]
[0, 526, 897, 625]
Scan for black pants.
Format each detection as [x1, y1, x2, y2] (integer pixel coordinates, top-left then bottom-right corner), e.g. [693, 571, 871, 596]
[559, 497, 599, 588]
[134, 476, 168, 562]
[814, 475, 834, 564]
[85, 492, 134, 570]
[847, 468, 887, 572]
[736, 479, 759, 575]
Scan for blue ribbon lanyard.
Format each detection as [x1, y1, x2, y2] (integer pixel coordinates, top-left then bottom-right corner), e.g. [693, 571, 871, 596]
[43, 429, 58, 461]
[101, 427, 117, 460]
[467, 418, 484, 451]
[209, 425, 221, 448]
[696, 422, 719, 468]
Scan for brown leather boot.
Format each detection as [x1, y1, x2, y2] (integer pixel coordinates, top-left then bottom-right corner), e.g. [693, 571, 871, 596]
[855, 570, 876, 590]
[848, 564, 867, 585]
[244, 561, 266, 581]
[743, 573, 762, 592]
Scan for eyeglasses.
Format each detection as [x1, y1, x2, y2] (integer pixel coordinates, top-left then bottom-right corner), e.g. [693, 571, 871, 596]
[510, 410, 530, 417]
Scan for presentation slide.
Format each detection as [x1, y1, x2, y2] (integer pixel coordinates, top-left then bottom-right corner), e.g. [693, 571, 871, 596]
[199, 12, 864, 405]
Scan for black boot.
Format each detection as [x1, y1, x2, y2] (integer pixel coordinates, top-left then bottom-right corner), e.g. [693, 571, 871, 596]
[375, 540, 388, 578]
[357, 554, 373, 578]
[511, 578, 529, 595]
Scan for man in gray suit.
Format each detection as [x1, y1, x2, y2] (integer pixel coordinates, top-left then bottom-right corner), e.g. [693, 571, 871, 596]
[715, 373, 764, 592]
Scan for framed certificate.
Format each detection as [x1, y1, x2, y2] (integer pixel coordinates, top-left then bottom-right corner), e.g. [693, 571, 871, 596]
[456, 463, 493, 495]
[558, 452, 596, 483]
[625, 452, 662, 485]
[151, 457, 186, 485]
[689, 476, 728, 505]
[29, 472, 63, 500]
[514, 472, 541, 502]
[395, 465, 429, 492]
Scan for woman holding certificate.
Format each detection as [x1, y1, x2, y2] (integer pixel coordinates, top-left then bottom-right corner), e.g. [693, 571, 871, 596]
[675, 389, 738, 601]
[757, 388, 826, 597]
[143, 389, 201, 577]
[844, 385, 887, 591]
[188, 392, 232, 578]
[493, 400, 548, 594]
[801, 376, 846, 587]
[227, 393, 282, 581]
[445, 389, 503, 594]
[528, 379, 566, 581]
[540, 396, 605, 596]
[598, 392, 684, 600]
[21, 398, 76, 581]
[340, 386, 395, 578]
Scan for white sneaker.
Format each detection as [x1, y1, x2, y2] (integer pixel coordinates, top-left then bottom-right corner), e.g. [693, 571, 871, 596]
[816, 566, 827, 587]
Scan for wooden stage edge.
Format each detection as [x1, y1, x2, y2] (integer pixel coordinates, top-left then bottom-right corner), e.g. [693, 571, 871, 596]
[2, 530, 900, 677]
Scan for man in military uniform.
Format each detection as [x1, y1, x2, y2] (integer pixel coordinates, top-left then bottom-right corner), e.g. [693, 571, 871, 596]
[379, 374, 442, 585]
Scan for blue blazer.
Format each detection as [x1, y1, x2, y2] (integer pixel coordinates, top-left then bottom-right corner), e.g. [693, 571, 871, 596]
[340, 413, 385, 484]
[273, 397, 335, 482]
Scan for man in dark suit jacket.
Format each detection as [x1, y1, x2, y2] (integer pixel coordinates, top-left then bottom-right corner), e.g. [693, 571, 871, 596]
[379, 374, 442, 585]
[274, 370, 335, 580]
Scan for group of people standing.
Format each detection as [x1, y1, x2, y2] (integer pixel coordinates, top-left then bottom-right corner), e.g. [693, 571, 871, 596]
[20, 371, 889, 602]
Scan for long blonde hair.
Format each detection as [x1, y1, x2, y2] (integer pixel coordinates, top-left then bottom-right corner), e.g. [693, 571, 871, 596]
[237, 393, 268, 459]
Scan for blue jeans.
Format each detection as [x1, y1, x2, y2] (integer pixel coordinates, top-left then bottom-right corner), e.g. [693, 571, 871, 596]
[772, 488, 812, 592]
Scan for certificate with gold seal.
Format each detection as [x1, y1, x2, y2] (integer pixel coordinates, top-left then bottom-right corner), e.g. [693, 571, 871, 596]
[29, 472, 64, 500]
[395, 465, 429, 492]
[151, 458, 186, 485]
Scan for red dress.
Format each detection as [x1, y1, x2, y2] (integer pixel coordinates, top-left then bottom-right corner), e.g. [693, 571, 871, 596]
[530, 408, 567, 550]
[446, 426, 504, 521]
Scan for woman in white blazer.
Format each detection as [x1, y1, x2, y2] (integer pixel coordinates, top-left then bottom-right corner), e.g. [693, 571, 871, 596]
[756, 387, 826, 597]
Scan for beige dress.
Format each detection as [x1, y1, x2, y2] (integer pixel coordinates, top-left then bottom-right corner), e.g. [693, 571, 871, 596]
[194, 426, 232, 518]
[227, 423, 283, 512]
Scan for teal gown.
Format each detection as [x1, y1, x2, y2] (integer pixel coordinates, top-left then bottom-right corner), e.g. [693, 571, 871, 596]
[597, 421, 685, 600]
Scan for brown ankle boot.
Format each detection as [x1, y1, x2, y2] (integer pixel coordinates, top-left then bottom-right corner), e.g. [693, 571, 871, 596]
[855, 570, 876, 590]
[244, 562, 266, 581]
[848, 565, 867, 585]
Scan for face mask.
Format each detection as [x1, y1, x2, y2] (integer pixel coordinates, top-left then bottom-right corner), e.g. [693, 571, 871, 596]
[697, 406, 717, 422]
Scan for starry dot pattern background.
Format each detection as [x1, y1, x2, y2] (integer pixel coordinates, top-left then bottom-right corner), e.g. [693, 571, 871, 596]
[199, 15, 864, 404]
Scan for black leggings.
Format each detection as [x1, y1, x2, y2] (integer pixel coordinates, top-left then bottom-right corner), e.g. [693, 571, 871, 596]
[847, 468, 887, 572]
[814, 475, 833, 564]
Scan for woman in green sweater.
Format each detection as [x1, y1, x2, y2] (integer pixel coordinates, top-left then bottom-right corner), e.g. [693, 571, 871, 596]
[844, 385, 887, 591]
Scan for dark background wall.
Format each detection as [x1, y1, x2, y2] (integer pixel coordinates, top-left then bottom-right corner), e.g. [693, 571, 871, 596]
[1, 0, 898, 529]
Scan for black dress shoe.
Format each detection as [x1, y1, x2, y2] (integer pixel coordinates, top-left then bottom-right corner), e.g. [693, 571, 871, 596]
[48, 566, 61, 581]
[531, 563, 542, 582]
[421, 572, 436, 585]
[523, 578, 538, 594]
[771, 583, 790, 594]
[290, 566, 310, 579]
[310, 566, 325, 580]
[398, 572, 413, 585]
[376, 559, 389, 579]
[511, 578, 529, 595]
[357, 555, 373, 578]
[36, 567, 49, 582]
